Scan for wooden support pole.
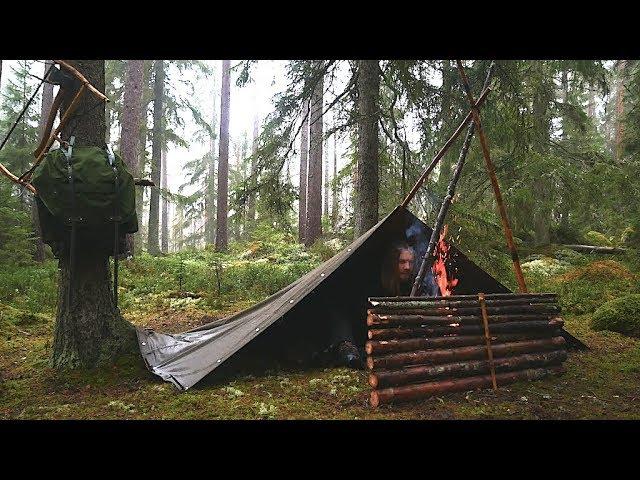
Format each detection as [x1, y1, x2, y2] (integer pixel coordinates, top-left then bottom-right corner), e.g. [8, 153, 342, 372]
[370, 365, 565, 407]
[367, 336, 566, 370]
[369, 350, 567, 389]
[370, 293, 555, 303]
[455, 60, 528, 293]
[367, 304, 560, 320]
[365, 329, 562, 355]
[367, 320, 563, 340]
[19, 84, 87, 184]
[478, 293, 497, 390]
[367, 312, 561, 327]
[369, 296, 556, 309]
[410, 63, 495, 296]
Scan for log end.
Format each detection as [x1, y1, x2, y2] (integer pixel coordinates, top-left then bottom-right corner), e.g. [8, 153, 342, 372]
[370, 390, 380, 408]
[368, 373, 378, 389]
[366, 356, 375, 370]
[365, 342, 373, 355]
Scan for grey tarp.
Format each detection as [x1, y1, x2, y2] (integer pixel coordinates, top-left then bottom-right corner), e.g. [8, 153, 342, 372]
[136, 205, 583, 391]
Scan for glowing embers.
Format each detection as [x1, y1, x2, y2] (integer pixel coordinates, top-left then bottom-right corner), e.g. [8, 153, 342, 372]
[432, 225, 459, 296]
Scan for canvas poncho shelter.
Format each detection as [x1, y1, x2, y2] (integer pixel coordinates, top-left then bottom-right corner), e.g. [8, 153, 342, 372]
[136, 206, 584, 391]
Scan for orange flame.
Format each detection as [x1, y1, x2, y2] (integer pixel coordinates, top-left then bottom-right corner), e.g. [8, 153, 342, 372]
[432, 224, 459, 296]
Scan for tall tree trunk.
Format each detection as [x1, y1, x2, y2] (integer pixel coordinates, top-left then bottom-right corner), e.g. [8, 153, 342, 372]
[323, 130, 329, 218]
[354, 60, 380, 238]
[205, 64, 218, 245]
[148, 60, 164, 255]
[331, 131, 338, 229]
[246, 114, 259, 230]
[215, 60, 231, 252]
[120, 60, 144, 256]
[32, 60, 54, 262]
[532, 83, 551, 246]
[53, 60, 136, 369]
[305, 72, 323, 246]
[161, 147, 168, 253]
[298, 100, 309, 244]
[436, 60, 455, 191]
[615, 60, 627, 162]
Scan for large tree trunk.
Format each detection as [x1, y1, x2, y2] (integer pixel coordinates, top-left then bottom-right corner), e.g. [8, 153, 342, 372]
[436, 60, 455, 192]
[615, 60, 627, 162]
[32, 60, 54, 262]
[323, 130, 329, 218]
[120, 60, 144, 256]
[215, 60, 231, 252]
[205, 64, 218, 246]
[246, 114, 259, 230]
[53, 60, 136, 369]
[298, 100, 309, 244]
[331, 130, 338, 229]
[148, 60, 164, 255]
[305, 72, 323, 246]
[354, 60, 380, 238]
[161, 148, 168, 253]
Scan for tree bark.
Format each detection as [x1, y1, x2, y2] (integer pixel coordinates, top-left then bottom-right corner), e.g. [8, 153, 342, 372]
[436, 60, 456, 192]
[298, 100, 309, 243]
[323, 130, 329, 218]
[52, 60, 136, 369]
[32, 60, 54, 262]
[246, 114, 259, 229]
[205, 64, 218, 245]
[215, 60, 231, 252]
[148, 60, 164, 255]
[354, 60, 380, 238]
[120, 60, 144, 256]
[161, 147, 168, 253]
[305, 71, 323, 246]
[615, 60, 627, 162]
[331, 131, 338, 229]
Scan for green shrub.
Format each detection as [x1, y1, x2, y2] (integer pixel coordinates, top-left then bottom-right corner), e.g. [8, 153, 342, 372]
[591, 294, 640, 337]
[553, 260, 640, 315]
[584, 230, 612, 247]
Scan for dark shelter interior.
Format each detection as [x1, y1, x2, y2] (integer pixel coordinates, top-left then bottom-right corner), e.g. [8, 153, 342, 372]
[201, 207, 511, 382]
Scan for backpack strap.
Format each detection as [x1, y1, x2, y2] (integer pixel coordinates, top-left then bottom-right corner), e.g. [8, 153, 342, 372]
[63, 136, 76, 313]
[106, 143, 120, 308]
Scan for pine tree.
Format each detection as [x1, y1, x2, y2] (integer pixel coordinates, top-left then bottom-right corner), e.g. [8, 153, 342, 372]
[298, 99, 309, 243]
[354, 60, 380, 237]
[305, 69, 323, 246]
[148, 60, 164, 255]
[53, 60, 136, 369]
[120, 59, 144, 255]
[215, 60, 231, 252]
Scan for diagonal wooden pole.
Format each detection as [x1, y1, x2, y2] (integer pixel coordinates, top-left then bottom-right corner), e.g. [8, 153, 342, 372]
[410, 63, 495, 297]
[456, 60, 528, 293]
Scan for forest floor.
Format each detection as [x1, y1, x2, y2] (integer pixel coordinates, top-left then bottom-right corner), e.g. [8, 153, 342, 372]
[1, 244, 639, 420]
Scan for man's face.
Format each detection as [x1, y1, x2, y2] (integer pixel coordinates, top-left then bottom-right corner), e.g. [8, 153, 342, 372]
[398, 249, 415, 281]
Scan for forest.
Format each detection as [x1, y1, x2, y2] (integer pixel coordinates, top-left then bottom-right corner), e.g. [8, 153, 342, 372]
[0, 59, 639, 419]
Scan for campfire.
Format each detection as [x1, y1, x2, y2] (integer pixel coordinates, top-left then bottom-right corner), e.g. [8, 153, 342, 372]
[432, 225, 459, 297]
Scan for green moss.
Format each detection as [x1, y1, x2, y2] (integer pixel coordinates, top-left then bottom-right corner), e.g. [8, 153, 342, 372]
[591, 294, 640, 338]
[584, 230, 612, 247]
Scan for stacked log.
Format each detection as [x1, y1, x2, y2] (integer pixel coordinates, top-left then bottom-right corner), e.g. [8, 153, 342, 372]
[367, 293, 568, 407]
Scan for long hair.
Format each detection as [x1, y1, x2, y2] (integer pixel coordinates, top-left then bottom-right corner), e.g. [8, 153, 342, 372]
[380, 241, 415, 296]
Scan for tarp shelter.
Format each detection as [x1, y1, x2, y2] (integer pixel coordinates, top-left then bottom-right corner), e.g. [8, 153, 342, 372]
[136, 205, 582, 391]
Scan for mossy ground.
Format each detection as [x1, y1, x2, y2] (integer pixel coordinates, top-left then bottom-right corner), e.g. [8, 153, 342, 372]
[1, 246, 639, 420]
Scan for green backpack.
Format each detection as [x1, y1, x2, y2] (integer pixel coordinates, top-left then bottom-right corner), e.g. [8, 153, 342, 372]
[31, 143, 138, 235]
[31, 140, 139, 306]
